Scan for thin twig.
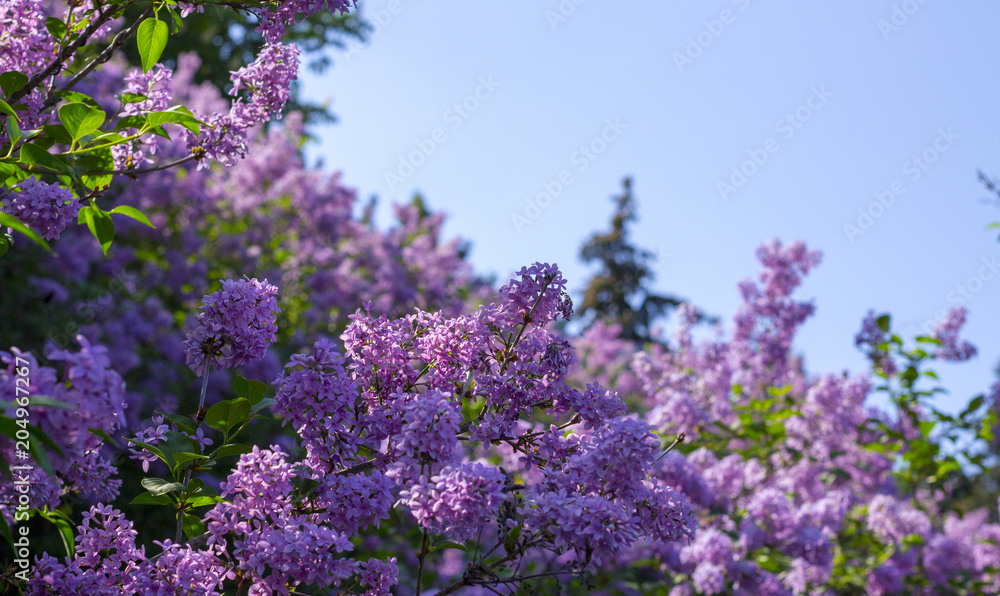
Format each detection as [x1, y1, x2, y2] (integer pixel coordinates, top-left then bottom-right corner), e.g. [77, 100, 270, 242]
[415, 529, 429, 596]
[656, 432, 686, 461]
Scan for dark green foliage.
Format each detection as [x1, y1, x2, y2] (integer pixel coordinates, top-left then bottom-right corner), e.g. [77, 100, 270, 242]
[577, 177, 694, 344]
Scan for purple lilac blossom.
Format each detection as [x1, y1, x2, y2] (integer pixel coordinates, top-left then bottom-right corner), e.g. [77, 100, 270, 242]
[184, 277, 280, 376]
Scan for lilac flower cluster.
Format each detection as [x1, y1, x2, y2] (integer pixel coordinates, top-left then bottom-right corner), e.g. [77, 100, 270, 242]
[1, 177, 80, 241]
[191, 43, 301, 166]
[184, 277, 280, 376]
[255, 0, 357, 43]
[0, 0, 54, 128]
[272, 338, 360, 470]
[0, 338, 125, 520]
[203, 446, 360, 593]
[523, 417, 696, 565]
[29, 504, 229, 595]
[930, 306, 977, 361]
[563, 240, 1000, 594]
[402, 461, 507, 540]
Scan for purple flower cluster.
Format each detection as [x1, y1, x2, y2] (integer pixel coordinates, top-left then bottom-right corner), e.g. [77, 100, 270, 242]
[204, 446, 360, 592]
[523, 417, 696, 565]
[358, 557, 399, 596]
[255, 0, 357, 43]
[1, 177, 80, 241]
[184, 277, 280, 376]
[190, 43, 301, 166]
[930, 306, 977, 361]
[0, 338, 126, 521]
[402, 461, 507, 540]
[231, 43, 300, 125]
[272, 338, 360, 470]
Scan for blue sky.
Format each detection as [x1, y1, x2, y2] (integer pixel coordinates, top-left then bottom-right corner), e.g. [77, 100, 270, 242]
[299, 0, 1000, 413]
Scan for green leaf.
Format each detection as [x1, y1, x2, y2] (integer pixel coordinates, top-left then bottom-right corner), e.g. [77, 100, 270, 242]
[78, 205, 115, 254]
[29, 396, 74, 409]
[187, 495, 221, 507]
[136, 18, 168, 73]
[205, 398, 252, 432]
[53, 91, 101, 109]
[961, 395, 985, 419]
[6, 116, 22, 145]
[120, 92, 147, 104]
[0, 71, 28, 97]
[109, 205, 154, 228]
[212, 444, 252, 459]
[125, 437, 166, 462]
[130, 491, 175, 506]
[876, 314, 890, 332]
[58, 102, 105, 142]
[88, 427, 121, 449]
[0, 236, 8, 258]
[45, 17, 67, 40]
[41, 511, 75, 560]
[0, 98, 20, 122]
[0, 513, 12, 552]
[232, 376, 268, 405]
[0, 212, 51, 252]
[144, 106, 203, 135]
[40, 123, 73, 146]
[20, 142, 72, 176]
[430, 541, 467, 553]
[140, 477, 185, 496]
[172, 452, 209, 470]
[160, 413, 197, 434]
[115, 114, 146, 131]
[155, 431, 198, 466]
[77, 145, 115, 190]
[182, 513, 205, 539]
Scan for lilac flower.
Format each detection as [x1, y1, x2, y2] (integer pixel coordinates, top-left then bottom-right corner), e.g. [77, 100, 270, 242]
[359, 557, 399, 596]
[866, 494, 931, 546]
[230, 43, 300, 126]
[315, 471, 394, 536]
[272, 338, 360, 470]
[256, 0, 357, 43]
[931, 306, 977, 362]
[692, 562, 726, 595]
[129, 415, 169, 472]
[184, 277, 280, 376]
[2, 177, 80, 241]
[385, 390, 462, 482]
[401, 461, 506, 540]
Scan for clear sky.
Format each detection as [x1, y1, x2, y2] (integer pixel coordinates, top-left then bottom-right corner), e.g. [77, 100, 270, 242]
[299, 0, 1000, 413]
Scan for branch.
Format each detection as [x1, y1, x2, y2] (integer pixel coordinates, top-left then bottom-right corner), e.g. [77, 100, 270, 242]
[45, 5, 155, 111]
[436, 538, 548, 596]
[8, 4, 123, 106]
